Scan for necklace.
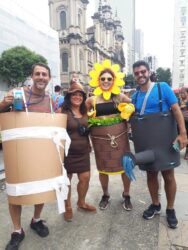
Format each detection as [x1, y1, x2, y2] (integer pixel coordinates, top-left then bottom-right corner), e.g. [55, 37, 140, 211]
[26, 88, 46, 106]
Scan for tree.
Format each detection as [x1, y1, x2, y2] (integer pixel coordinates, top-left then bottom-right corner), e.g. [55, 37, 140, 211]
[124, 74, 136, 88]
[0, 46, 47, 87]
[156, 67, 172, 86]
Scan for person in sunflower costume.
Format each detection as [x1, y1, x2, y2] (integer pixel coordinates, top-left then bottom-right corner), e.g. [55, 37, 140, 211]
[86, 59, 135, 211]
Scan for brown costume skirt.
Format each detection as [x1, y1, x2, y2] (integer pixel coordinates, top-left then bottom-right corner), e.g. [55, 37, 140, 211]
[90, 122, 130, 174]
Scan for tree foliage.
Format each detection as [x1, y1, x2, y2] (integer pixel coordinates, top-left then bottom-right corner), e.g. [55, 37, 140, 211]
[124, 74, 136, 88]
[0, 46, 47, 87]
[156, 67, 172, 86]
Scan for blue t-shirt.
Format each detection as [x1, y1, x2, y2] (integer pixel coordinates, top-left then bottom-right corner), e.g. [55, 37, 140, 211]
[131, 82, 177, 114]
[52, 94, 64, 110]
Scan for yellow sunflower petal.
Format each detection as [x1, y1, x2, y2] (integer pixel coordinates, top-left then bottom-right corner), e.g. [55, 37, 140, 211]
[102, 59, 111, 68]
[89, 70, 97, 78]
[114, 79, 125, 87]
[87, 110, 96, 118]
[116, 72, 125, 79]
[94, 63, 103, 72]
[115, 79, 125, 87]
[111, 64, 120, 73]
[103, 91, 111, 100]
[124, 104, 135, 114]
[94, 87, 103, 96]
[118, 103, 127, 112]
[111, 85, 120, 95]
[120, 111, 130, 120]
[89, 79, 99, 87]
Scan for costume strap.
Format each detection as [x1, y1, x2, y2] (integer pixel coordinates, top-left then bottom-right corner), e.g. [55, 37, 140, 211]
[157, 82, 163, 112]
[49, 94, 55, 114]
[21, 87, 28, 115]
[140, 82, 155, 115]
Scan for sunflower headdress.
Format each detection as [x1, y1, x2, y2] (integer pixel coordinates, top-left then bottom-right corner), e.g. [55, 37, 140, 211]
[89, 60, 125, 101]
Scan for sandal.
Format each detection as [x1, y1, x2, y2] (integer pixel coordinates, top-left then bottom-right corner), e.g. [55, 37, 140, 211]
[77, 203, 96, 212]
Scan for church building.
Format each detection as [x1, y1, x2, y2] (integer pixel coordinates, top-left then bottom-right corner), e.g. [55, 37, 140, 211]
[49, 0, 125, 88]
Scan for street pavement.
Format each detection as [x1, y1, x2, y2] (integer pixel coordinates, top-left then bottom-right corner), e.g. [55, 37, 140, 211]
[159, 151, 188, 250]
[0, 144, 187, 250]
[0, 148, 4, 172]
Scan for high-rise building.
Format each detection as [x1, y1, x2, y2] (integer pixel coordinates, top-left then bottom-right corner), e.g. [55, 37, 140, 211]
[135, 29, 144, 61]
[95, 0, 135, 73]
[144, 55, 158, 72]
[172, 0, 188, 89]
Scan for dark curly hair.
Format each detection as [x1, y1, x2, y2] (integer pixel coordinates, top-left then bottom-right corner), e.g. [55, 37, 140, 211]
[61, 92, 87, 115]
[133, 60, 150, 71]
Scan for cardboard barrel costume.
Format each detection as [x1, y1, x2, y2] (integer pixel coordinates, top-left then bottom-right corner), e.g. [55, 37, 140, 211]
[88, 60, 135, 175]
[0, 112, 70, 214]
[128, 83, 180, 172]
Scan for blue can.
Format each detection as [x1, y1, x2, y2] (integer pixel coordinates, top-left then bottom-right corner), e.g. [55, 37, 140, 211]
[13, 90, 23, 111]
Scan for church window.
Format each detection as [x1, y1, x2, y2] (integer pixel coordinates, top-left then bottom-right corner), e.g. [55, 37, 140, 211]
[60, 11, 66, 30]
[62, 52, 68, 72]
[181, 7, 186, 16]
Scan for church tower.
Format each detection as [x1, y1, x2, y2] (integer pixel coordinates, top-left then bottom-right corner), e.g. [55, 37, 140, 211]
[49, 0, 89, 88]
[90, 0, 125, 69]
[114, 10, 125, 68]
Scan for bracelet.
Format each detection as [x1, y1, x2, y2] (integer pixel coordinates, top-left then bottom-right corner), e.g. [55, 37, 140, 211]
[180, 131, 187, 135]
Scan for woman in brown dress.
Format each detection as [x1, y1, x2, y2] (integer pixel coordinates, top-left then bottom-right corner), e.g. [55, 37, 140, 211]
[61, 81, 96, 221]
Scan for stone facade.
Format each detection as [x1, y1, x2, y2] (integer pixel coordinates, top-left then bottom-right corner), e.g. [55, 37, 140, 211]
[172, 0, 188, 89]
[49, 0, 125, 87]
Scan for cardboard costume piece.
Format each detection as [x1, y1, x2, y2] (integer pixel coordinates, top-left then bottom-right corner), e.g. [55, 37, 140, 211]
[129, 82, 180, 172]
[130, 112, 180, 171]
[0, 112, 68, 205]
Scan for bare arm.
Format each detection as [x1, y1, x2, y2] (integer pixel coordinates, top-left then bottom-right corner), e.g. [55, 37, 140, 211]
[85, 96, 94, 111]
[171, 103, 188, 149]
[119, 93, 131, 103]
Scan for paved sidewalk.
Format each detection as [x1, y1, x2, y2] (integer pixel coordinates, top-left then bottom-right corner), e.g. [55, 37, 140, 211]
[0, 151, 159, 250]
[0, 149, 187, 250]
[158, 151, 188, 250]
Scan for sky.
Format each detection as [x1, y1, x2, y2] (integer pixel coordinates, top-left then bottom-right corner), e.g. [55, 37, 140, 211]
[135, 0, 175, 69]
[7, 0, 175, 69]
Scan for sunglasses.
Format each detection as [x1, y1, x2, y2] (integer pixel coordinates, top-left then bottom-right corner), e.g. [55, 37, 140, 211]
[134, 69, 147, 76]
[100, 77, 113, 82]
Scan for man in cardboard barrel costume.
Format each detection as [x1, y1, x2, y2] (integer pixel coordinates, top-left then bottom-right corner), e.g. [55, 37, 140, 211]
[0, 63, 70, 250]
[128, 60, 187, 229]
[86, 60, 135, 210]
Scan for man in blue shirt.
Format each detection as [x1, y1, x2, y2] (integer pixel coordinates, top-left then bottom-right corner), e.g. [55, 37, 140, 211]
[132, 60, 187, 229]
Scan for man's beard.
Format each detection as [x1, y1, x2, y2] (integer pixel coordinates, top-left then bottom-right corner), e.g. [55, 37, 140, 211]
[137, 76, 150, 85]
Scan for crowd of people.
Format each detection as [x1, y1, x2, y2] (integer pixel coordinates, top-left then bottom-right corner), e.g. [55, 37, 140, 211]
[0, 60, 187, 250]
